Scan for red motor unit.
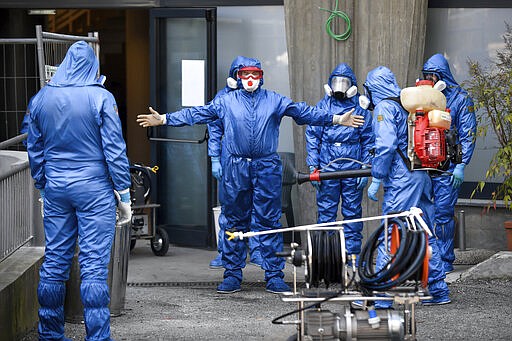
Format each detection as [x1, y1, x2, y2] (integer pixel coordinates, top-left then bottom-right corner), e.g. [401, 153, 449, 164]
[413, 111, 446, 168]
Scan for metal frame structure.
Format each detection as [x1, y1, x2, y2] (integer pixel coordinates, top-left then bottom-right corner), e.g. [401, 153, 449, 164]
[231, 208, 433, 341]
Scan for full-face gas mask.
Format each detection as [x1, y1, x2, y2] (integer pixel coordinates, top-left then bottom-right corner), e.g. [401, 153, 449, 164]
[237, 66, 263, 92]
[325, 76, 357, 101]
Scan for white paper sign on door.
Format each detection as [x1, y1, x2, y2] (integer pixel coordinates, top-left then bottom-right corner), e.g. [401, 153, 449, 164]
[182, 60, 205, 107]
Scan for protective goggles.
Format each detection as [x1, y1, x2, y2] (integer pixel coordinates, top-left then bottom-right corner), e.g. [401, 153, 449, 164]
[331, 76, 352, 93]
[422, 71, 440, 83]
[237, 67, 263, 80]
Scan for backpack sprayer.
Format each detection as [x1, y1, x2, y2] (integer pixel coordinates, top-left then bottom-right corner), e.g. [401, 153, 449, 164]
[226, 208, 433, 341]
[400, 79, 462, 172]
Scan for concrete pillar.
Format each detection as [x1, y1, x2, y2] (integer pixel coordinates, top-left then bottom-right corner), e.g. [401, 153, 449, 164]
[284, 0, 428, 227]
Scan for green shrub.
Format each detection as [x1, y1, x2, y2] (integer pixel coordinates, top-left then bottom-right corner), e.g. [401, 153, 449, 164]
[465, 23, 512, 210]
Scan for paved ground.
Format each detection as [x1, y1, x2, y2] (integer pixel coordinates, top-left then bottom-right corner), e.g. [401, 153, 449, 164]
[20, 242, 512, 341]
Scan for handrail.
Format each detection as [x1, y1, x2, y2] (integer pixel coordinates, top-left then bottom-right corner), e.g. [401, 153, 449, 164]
[42, 30, 98, 43]
[0, 133, 27, 150]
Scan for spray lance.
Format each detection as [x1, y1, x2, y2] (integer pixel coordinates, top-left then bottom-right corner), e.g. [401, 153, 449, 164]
[296, 167, 372, 184]
[294, 156, 372, 185]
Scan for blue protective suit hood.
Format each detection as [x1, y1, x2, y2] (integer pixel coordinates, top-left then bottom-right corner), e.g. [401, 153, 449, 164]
[48, 41, 101, 87]
[229, 56, 247, 79]
[328, 63, 357, 88]
[234, 56, 264, 90]
[422, 53, 465, 100]
[363, 66, 401, 105]
[422, 54, 457, 86]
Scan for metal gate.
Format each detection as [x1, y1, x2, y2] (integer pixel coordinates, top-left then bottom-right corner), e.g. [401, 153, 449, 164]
[0, 24, 99, 149]
[0, 25, 99, 262]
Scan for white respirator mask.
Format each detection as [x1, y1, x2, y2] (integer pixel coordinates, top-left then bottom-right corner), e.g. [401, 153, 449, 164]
[242, 78, 260, 92]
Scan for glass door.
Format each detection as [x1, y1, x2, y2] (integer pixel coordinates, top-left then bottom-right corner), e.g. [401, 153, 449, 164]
[149, 8, 217, 247]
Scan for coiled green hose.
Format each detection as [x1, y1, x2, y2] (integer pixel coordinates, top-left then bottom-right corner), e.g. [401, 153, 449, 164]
[319, 0, 352, 41]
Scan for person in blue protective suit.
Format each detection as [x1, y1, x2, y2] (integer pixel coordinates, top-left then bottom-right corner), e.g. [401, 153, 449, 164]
[208, 56, 263, 269]
[422, 54, 477, 274]
[364, 66, 450, 306]
[26, 41, 132, 340]
[306, 63, 374, 265]
[137, 56, 364, 294]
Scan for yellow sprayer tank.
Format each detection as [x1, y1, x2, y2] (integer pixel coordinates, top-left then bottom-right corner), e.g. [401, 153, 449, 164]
[400, 80, 446, 114]
[428, 109, 452, 129]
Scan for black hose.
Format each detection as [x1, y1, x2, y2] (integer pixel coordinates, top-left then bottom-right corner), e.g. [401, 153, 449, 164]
[308, 231, 345, 288]
[358, 219, 409, 285]
[358, 217, 427, 291]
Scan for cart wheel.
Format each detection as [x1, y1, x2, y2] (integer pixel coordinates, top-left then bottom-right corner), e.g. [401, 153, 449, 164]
[151, 227, 170, 256]
[130, 239, 137, 251]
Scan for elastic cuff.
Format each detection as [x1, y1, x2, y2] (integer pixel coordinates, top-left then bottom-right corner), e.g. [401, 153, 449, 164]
[372, 177, 382, 184]
[211, 156, 220, 162]
[161, 114, 167, 125]
[118, 188, 130, 203]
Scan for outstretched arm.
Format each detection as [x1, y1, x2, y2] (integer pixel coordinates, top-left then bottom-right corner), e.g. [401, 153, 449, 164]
[137, 103, 219, 128]
[283, 99, 364, 127]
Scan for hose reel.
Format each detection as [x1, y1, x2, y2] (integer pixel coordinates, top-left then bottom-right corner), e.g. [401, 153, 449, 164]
[307, 230, 347, 288]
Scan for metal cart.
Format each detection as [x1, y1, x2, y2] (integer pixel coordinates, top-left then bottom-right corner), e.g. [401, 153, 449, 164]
[129, 163, 170, 256]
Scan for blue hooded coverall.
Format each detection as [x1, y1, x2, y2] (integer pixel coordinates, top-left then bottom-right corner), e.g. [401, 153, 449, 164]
[364, 66, 449, 305]
[208, 56, 261, 266]
[306, 63, 374, 256]
[423, 54, 477, 273]
[26, 41, 131, 341]
[164, 56, 334, 285]
[208, 56, 261, 263]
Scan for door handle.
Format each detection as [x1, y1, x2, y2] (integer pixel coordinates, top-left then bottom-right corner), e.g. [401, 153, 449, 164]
[148, 127, 208, 144]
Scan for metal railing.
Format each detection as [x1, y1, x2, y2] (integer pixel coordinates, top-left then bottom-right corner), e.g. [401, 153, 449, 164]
[0, 136, 32, 262]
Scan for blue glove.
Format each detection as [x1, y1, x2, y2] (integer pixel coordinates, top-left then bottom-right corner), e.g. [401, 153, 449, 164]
[309, 166, 320, 191]
[367, 177, 381, 201]
[356, 165, 369, 191]
[451, 163, 465, 189]
[118, 188, 131, 203]
[356, 176, 369, 191]
[211, 156, 222, 181]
